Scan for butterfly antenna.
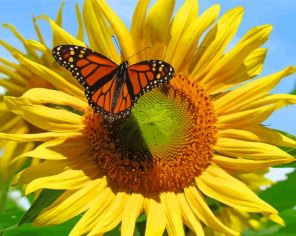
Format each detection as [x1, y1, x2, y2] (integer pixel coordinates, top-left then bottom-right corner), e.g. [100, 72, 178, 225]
[127, 46, 151, 61]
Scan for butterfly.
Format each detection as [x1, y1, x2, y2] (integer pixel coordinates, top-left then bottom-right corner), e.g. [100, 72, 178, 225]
[52, 45, 175, 121]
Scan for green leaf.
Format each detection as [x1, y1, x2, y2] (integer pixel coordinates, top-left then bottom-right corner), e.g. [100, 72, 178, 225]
[137, 214, 147, 223]
[18, 189, 64, 225]
[4, 224, 69, 236]
[134, 220, 146, 236]
[0, 211, 24, 231]
[259, 170, 296, 211]
[2, 213, 80, 236]
[275, 162, 296, 168]
[105, 224, 120, 236]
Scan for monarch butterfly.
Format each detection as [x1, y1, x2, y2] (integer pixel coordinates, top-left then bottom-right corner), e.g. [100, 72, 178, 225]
[52, 45, 175, 121]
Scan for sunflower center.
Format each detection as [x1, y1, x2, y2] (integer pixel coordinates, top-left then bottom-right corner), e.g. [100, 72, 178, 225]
[83, 75, 217, 193]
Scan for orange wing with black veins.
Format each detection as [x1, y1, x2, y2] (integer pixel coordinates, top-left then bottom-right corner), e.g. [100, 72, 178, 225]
[52, 45, 118, 114]
[127, 60, 175, 99]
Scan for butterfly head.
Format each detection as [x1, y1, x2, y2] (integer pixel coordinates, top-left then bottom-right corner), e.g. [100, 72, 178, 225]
[117, 61, 128, 73]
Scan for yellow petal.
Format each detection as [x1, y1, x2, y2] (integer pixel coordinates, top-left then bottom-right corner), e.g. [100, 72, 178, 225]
[0, 56, 18, 68]
[218, 125, 296, 148]
[203, 25, 272, 90]
[92, 0, 135, 63]
[184, 186, 238, 236]
[10, 138, 88, 166]
[144, 197, 167, 236]
[4, 96, 83, 132]
[241, 94, 296, 110]
[32, 16, 46, 46]
[75, 4, 84, 41]
[34, 179, 106, 225]
[88, 191, 129, 235]
[13, 53, 84, 98]
[214, 66, 296, 114]
[69, 188, 115, 236]
[212, 48, 267, 93]
[0, 116, 25, 133]
[165, 0, 198, 65]
[24, 39, 47, 53]
[161, 192, 185, 236]
[26, 168, 96, 194]
[196, 165, 278, 214]
[176, 193, 204, 236]
[269, 214, 285, 226]
[144, 0, 175, 59]
[55, 1, 65, 26]
[214, 137, 293, 160]
[175, 4, 220, 72]
[130, 0, 150, 61]
[212, 154, 294, 173]
[191, 7, 244, 79]
[39, 16, 85, 47]
[0, 39, 24, 56]
[216, 103, 279, 129]
[83, 0, 119, 63]
[121, 193, 144, 236]
[22, 88, 87, 111]
[0, 131, 81, 143]
[30, 18, 53, 66]
[3, 23, 40, 61]
[0, 78, 24, 95]
[14, 160, 68, 187]
[0, 65, 27, 85]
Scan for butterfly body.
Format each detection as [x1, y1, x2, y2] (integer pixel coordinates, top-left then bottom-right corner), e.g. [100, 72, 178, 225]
[111, 61, 129, 112]
[52, 45, 175, 121]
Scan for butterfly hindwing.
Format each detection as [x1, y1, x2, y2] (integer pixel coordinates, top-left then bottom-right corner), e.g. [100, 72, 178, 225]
[127, 60, 174, 99]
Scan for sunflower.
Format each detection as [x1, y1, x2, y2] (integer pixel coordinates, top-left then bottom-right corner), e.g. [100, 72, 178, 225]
[1, 0, 296, 235]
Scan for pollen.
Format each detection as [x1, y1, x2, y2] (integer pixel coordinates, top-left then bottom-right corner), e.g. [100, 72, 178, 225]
[83, 75, 217, 194]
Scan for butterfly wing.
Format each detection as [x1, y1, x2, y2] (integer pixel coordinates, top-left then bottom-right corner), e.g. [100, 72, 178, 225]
[127, 60, 175, 100]
[52, 45, 118, 115]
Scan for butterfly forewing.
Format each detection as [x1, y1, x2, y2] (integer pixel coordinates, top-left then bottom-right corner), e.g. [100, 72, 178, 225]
[127, 60, 174, 99]
[52, 45, 117, 90]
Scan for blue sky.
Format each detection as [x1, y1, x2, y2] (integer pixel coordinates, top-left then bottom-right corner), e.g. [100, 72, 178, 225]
[0, 0, 295, 134]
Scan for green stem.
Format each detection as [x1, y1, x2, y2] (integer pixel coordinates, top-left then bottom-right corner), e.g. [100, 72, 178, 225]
[0, 184, 9, 214]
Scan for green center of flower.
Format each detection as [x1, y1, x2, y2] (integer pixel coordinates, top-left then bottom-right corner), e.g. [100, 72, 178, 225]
[124, 89, 192, 158]
[84, 75, 217, 193]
